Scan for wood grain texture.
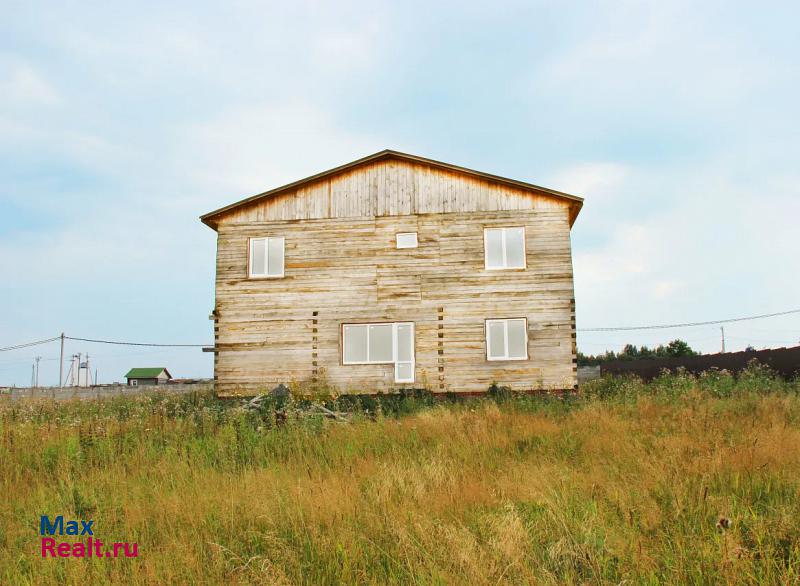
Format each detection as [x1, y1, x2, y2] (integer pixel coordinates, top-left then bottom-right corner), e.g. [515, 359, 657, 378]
[211, 160, 577, 397]
[216, 161, 570, 224]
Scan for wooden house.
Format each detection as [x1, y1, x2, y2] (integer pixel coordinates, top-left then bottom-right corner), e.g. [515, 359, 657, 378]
[125, 367, 172, 386]
[201, 150, 583, 397]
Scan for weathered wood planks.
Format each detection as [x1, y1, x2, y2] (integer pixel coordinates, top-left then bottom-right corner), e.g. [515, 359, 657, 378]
[209, 159, 579, 397]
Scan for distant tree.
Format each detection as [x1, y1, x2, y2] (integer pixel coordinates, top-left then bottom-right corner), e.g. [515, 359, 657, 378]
[664, 339, 698, 357]
[577, 339, 700, 365]
[638, 345, 655, 359]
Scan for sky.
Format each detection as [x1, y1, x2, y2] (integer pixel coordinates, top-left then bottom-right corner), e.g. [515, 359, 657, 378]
[1, 0, 799, 386]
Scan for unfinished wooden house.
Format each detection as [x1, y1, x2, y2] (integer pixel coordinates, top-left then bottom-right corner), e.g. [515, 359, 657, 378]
[201, 150, 583, 397]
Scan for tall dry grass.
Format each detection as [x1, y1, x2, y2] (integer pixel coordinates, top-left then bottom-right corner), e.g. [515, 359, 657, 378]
[1, 368, 799, 584]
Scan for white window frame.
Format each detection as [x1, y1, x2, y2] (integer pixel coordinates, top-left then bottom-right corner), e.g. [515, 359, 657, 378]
[341, 322, 415, 383]
[396, 232, 418, 249]
[248, 236, 285, 278]
[484, 227, 526, 270]
[485, 318, 529, 361]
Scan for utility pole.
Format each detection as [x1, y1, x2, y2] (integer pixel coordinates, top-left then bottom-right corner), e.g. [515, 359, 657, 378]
[720, 326, 726, 354]
[34, 356, 41, 387]
[69, 353, 79, 386]
[63, 360, 74, 389]
[59, 332, 65, 389]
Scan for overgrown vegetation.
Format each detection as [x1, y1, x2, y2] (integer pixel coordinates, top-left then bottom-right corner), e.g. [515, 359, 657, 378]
[1, 365, 799, 584]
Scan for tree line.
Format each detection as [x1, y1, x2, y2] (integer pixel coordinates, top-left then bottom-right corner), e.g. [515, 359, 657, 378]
[577, 339, 700, 366]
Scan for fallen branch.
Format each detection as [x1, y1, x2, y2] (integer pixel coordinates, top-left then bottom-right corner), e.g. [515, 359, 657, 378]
[242, 394, 266, 410]
[311, 403, 350, 422]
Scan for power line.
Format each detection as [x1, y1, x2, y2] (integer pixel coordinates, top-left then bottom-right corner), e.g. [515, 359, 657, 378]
[2, 307, 798, 352]
[0, 336, 60, 352]
[1, 335, 208, 352]
[65, 336, 208, 348]
[578, 308, 800, 332]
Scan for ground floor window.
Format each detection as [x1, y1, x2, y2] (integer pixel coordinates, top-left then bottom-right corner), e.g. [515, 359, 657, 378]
[485, 318, 528, 361]
[342, 322, 415, 383]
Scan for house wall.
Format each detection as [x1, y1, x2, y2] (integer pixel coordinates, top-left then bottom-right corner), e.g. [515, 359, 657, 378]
[213, 202, 577, 396]
[127, 373, 170, 386]
[128, 378, 158, 386]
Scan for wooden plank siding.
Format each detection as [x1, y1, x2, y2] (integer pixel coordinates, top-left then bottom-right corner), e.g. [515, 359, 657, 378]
[210, 159, 578, 396]
[216, 161, 570, 223]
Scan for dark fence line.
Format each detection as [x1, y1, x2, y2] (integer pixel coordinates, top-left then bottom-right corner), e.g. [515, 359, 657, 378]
[600, 345, 800, 381]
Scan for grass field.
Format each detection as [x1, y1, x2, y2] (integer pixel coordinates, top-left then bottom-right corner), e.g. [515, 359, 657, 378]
[1, 366, 799, 585]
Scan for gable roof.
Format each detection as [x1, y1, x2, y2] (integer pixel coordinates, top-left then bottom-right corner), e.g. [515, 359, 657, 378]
[200, 149, 584, 230]
[125, 367, 171, 379]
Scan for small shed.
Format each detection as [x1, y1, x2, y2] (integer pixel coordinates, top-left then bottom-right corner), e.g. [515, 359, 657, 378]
[125, 367, 172, 386]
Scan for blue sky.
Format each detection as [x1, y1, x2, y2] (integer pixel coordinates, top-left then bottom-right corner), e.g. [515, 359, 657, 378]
[1, 0, 799, 386]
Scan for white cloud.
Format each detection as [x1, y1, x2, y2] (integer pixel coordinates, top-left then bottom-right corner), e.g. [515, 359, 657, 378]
[652, 280, 682, 299]
[176, 101, 383, 198]
[573, 159, 800, 354]
[549, 162, 630, 202]
[2, 0, 799, 383]
[0, 60, 60, 106]
[534, 1, 794, 124]
[310, 19, 385, 73]
[0, 205, 202, 283]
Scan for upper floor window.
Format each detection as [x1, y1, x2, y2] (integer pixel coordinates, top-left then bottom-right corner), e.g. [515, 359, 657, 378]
[484, 227, 526, 270]
[396, 232, 418, 249]
[249, 237, 284, 278]
[485, 318, 528, 361]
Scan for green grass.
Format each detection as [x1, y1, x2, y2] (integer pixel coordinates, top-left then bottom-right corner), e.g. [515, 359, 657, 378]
[1, 366, 799, 584]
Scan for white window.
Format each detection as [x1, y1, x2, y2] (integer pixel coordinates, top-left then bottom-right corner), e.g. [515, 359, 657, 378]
[396, 232, 418, 249]
[485, 318, 528, 361]
[342, 322, 415, 383]
[484, 227, 526, 270]
[249, 237, 285, 278]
